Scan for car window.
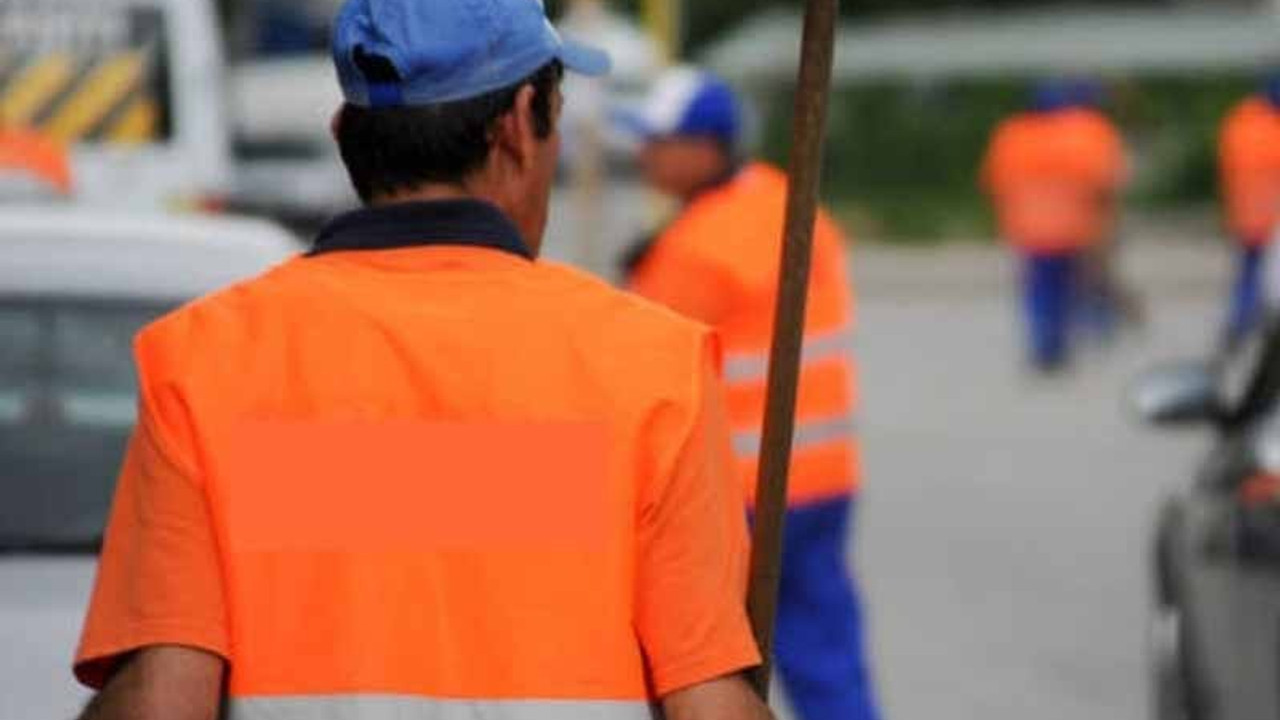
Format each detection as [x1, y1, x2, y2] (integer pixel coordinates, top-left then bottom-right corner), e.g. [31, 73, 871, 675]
[0, 309, 41, 423]
[0, 0, 174, 145]
[232, 136, 329, 163]
[0, 300, 171, 551]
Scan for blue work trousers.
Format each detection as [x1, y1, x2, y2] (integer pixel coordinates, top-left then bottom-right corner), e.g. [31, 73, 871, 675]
[1021, 252, 1078, 370]
[775, 496, 881, 720]
[1225, 245, 1265, 347]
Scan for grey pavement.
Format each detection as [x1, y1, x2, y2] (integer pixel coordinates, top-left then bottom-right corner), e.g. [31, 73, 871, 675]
[544, 184, 1236, 719]
[4, 176, 1234, 718]
[849, 240, 1228, 720]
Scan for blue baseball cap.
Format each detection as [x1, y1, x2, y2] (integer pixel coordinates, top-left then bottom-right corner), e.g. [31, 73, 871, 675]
[1029, 77, 1107, 113]
[333, 0, 612, 108]
[1029, 79, 1075, 113]
[1264, 73, 1280, 109]
[619, 66, 742, 148]
[1067, 78, 1106, 109]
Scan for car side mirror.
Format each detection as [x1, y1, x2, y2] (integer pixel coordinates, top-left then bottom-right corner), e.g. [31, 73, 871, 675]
[1128, 361, 1222, 427]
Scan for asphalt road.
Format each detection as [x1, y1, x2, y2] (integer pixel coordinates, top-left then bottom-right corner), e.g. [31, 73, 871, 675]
[2, 184, 1232, 719]
[543, 189, 1234, 719]
[846, 245, 1226, 720]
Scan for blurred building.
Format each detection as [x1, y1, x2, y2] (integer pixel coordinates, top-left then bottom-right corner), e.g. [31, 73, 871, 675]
[703, 5, 1280, 85]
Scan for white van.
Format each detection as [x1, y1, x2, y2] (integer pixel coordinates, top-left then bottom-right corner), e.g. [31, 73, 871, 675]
[0, 207, 298, 720]
[0, 0, 231, 209]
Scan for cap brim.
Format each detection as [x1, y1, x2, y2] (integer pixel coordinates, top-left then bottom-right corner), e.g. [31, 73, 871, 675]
[559, 38, 612, 77]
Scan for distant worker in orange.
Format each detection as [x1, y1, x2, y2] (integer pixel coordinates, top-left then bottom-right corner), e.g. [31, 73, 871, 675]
[1069, 80, 1142, 341]
[1219, 74, 1280, 346]
[982, 80, 1127, 372]
[0, 122, 72, 198]
[624, 67, 880, 720]
[71, 2, 772, 719]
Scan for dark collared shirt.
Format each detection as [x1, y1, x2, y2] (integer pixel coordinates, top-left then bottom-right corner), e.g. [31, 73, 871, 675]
[311, 199, 532, 260]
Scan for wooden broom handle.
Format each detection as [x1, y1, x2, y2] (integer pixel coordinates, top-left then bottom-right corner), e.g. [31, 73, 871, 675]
[746, 0, 841, 701]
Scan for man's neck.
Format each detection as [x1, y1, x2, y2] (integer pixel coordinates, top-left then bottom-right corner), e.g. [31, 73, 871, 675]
[683, 159, 743, 204]
[374, 183, 476, 206]
[367, 183, 537, 257]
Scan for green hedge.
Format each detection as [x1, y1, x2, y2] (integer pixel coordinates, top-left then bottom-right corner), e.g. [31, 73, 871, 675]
[553, 1, 1170, 58]
[755, 74, 1259, 243]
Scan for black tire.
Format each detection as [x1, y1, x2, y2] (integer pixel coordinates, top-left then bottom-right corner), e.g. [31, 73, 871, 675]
[1150, 502, 1206, 720]
[1149, 604, 1193, 720]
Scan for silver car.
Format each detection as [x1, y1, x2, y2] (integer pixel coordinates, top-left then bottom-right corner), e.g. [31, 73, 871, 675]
[1133, 323, 1280, 720]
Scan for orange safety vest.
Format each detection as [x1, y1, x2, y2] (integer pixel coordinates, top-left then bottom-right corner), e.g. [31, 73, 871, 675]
[75, 200, 760, 718]
[981, 109, 1126, 252]
[1219, 97, 1280, 245]
[0, 127, 72, 195]
[631, 163, 859, 507]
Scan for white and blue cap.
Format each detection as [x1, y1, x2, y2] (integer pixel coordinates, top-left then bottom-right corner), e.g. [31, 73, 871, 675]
[622, 65, 742, 148]
[333, 0, 612, 108]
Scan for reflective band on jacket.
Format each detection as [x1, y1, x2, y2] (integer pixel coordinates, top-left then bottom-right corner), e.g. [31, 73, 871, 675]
[626, 162, 861, 504]
[722, 327, 854, 383]
[732, 413, 858, 458]
[229, 696, 658, 720]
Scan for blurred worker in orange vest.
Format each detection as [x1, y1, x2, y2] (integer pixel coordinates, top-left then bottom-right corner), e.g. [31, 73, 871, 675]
[0, 123, 72, 199]
[1219, 74, 1280, 346]
[72, 3, 773, 719]
[623, 67, 879, 720]
[982, 80, 1127, 372]
[1070, 80, 1143, 342]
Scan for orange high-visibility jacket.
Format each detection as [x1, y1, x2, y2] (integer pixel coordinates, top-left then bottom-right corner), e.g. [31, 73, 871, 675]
[631, 163, 859, 507]
[0, 127, 72, 194]
[981, 109, 1126, 252]
[75, 200, 760, 718]
[1220, 97, 1280, 245]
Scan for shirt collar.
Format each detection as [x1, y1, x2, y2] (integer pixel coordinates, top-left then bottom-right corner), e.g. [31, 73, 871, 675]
[688, 159, 745, 203]
[310, 199, 532, 260]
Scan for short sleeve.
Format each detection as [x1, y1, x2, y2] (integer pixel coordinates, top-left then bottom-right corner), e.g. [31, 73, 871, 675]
[73, 394, 228, 689]
[634, 341, 761, 697]
[1086, 117, 1128, 190]
[1104, 125, 1129, 189]
[979, 124, 1011, 194]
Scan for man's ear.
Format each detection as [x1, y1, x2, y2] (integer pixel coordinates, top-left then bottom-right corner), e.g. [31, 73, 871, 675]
[493, 85, 538, 172]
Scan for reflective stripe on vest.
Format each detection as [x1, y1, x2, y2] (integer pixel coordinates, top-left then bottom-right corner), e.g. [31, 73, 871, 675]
[731, 413, 858, 458]
[228, 696, 657, 720]
[722, 327, 854, 383]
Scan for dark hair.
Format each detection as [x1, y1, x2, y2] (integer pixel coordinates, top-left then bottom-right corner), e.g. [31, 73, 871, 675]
[336, 59, 564, 204]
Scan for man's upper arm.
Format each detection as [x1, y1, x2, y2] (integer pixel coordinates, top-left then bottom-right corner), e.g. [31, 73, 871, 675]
[634, 339, 761, 698]
[661, 674, 774, 720]
[75, 338, 229, 690]
[79, 646, 224, 720]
